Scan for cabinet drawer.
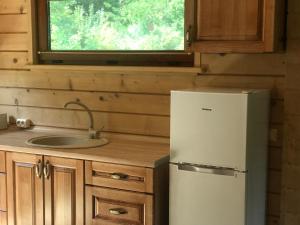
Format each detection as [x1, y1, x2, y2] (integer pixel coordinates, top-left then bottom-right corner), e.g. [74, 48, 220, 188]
[0, 211, 7, 225]
[86, 186, 153, 225]
[85, 161, 153, 193]
[0, 152, 5, 173]
[0, 174, 6, 211]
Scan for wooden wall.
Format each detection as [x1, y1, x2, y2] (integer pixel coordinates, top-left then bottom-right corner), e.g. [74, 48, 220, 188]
[281, 0, 300, 224]
[0, 1, 286, 225]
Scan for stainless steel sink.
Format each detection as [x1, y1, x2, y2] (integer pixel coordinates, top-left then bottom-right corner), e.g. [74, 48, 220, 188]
[26, 135, 109, 149]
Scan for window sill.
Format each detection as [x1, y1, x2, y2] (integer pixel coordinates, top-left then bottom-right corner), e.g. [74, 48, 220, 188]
[25, 64, 203, 74]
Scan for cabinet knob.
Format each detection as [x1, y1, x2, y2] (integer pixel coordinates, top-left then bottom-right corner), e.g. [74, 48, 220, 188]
[111, 173, 128, 180]
[109, 208, 128, 215]
[43, 161, 51, 179]
[35, 160, 43, 178]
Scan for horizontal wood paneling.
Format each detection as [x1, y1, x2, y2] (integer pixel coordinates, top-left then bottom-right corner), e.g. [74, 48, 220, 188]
[282, 213, 300, 225]
[267, 216, 280, 225]
[282, 165, 300, 190]
[269, 124, 284, 148]
[0, 105, 284, 142]
[285, 115, 300, 151]
[286, 40, 300, 65]
[0, 87, 284, 119]
[0, 105, 170, 137]
[282, 189, 300, 214]
[0, 33, 28, 51]
[201, 54, 286, 75]
[0, 14, 27, 33]
[0, 0, 27, 14]
[288, 0, 300, 13]
[270, 100, 284, 123]
[268, 193, 281, 216]
[287, 14, 300, 39]
[0, 88, 170, 116]
[282, 1, 300, 223]
[0, 70, 285, 98]
[269, 147, 282, 171]
[0, 52, 28, 69]
[286, 90, 300, 116]
[268, 170, 282, 194]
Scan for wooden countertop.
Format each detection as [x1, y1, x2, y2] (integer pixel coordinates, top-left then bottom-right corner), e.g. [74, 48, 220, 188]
[0, 126, 170, 168]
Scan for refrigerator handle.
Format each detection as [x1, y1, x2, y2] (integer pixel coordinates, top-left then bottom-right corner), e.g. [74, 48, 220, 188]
[177, 163, 236, 176]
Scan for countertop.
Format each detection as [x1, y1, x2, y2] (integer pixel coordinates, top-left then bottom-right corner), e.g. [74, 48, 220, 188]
[0, 126, 170, 168]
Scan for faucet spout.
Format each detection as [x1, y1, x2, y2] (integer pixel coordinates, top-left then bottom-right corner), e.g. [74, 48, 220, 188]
[64, 101, 99, 139]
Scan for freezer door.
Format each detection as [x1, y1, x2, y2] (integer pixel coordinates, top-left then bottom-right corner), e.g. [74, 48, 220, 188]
[169, 164, 246, 225]
[171, 91, 248, 170]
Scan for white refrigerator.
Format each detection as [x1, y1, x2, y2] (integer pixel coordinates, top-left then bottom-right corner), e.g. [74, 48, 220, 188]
[170, 88, 270, 225]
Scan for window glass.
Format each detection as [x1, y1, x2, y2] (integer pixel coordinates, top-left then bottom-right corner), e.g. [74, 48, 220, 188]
[49, 0, 185, 51]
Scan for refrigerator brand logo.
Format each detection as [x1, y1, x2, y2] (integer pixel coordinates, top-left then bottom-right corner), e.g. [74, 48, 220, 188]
[201, 108, 213, 111]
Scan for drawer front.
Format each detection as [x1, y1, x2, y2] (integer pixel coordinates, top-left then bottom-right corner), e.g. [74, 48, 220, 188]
[0, 174, 6, 211]
[0, 211, 7, 225]
[86, 186, 153, 225]
[85, 161, 153, 193]
[0, 152, 5, 173]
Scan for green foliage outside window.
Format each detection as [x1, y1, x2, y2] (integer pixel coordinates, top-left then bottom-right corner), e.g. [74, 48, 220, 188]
[49, 0, 184, 51]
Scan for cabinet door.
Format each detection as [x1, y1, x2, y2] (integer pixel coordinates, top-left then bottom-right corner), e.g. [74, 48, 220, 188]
[185, 0, 278, 52]
[0, 173, 7, 211]
[86, 186, 153, 225]
[44, 156, 84, 225]
[0, 151, 5, 173]
[6, 153, 44, 225]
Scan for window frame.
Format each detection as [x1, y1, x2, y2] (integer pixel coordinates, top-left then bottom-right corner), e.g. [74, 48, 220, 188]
[36, 0, 194, 67]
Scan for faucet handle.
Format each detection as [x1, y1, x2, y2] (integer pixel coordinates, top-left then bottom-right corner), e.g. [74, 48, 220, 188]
[88, 127, 104, 139]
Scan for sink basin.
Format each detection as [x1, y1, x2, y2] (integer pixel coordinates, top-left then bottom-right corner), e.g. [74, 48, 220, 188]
[26, 135, 109, 149]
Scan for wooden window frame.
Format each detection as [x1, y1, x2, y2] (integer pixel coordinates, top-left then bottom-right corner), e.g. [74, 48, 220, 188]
[36, 0, 194, 67]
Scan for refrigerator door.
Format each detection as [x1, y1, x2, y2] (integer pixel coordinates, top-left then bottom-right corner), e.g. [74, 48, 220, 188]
[171, 91, 248, 170]
[169, 163, 246, 225]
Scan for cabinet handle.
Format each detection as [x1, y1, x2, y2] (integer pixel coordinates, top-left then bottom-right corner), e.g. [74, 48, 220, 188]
[111, 173, 128, 180]
[186, 25, 192, 47]
[35, 160, 43, 178]
[109, 208, 128, 215]
[43, 161, 51, 179]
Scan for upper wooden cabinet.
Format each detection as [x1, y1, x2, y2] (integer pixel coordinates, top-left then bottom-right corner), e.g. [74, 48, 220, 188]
[185, 0, 285, 53]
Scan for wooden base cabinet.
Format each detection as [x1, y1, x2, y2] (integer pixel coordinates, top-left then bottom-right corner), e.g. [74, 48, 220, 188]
[6, 153, 44, 225]
[0, 174, 7, 212]
[0, 152, 5, 173]
[44, 156, 84, 225]
[6, 152, 84, 225]
[86, 186, 153, 225]
[85, 161, 169, 225]
[4, 152, 168, 225]
[0, 151, 7, 225]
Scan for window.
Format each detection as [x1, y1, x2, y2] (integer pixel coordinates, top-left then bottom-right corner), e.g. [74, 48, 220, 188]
[37, 0, 193, 66]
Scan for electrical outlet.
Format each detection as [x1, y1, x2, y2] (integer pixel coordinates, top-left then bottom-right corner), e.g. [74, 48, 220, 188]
[16, 118, 31, 128]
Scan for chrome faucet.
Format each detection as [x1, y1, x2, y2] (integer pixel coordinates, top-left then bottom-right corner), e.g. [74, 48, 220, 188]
[64, 101, 100, 139]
